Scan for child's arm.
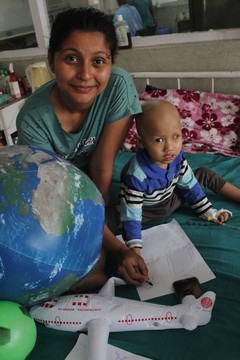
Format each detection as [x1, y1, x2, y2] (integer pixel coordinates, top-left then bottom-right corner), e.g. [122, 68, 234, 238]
[131, 247, 142, 255]
[177, 157, 234, 225]
[120, 175, 144, 248]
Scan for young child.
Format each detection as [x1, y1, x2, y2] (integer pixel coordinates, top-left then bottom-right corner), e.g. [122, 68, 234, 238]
[120, 99, 240, 254]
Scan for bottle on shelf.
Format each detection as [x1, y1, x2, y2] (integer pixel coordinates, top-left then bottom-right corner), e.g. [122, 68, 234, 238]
[114, 15, 132, 49]
[8, 63, 22, 99]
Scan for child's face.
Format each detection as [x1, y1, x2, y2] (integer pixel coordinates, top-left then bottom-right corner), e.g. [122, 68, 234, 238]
[138, 103, 182, 169]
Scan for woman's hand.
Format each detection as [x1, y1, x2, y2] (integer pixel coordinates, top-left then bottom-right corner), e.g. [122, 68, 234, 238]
[102, 224, 149, 286]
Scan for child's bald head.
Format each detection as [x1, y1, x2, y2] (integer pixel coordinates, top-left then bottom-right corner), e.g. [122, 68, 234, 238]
[135, 100, 182, 167]
[136, 100, 181, 137]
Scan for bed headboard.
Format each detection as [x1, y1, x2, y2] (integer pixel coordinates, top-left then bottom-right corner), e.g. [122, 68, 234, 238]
[131, 71, 240, 93]
[123, 71, 240, 157]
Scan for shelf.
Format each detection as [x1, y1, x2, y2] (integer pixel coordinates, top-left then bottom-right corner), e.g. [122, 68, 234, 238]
[0, 97, 26, 145]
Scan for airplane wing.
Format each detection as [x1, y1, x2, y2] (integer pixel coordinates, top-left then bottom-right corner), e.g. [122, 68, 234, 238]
[98, 276, 127, 297]
[85, 277, 126, 360]
[87, 317, 111, 360]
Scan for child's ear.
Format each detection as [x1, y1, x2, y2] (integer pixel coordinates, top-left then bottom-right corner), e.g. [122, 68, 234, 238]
[135, 134, 144, 148]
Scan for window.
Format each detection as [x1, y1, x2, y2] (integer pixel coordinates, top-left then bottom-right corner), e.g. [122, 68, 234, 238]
[1, 0, 240, 60]
[0, 0, 37, 51]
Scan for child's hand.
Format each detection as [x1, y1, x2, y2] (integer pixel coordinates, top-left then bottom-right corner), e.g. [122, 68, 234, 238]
[217, 211, 229, 224]
[131, 247, 141, 256]
[202, 208, 233, 225]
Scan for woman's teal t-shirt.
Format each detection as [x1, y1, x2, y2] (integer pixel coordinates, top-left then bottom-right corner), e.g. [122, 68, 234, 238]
[16, 67, 141, 170]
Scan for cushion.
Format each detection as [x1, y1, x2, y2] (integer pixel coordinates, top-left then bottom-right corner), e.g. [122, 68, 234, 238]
[122, 86, 240, 157]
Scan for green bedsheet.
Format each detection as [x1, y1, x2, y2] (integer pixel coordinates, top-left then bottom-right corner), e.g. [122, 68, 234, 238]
[29, 152, 240, 360]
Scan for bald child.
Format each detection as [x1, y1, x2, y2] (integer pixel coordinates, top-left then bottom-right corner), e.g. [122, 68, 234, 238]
[120, 100, 240, 255]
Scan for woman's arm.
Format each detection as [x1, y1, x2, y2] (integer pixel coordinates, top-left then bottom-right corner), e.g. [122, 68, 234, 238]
[89, 115, 149, 285]
[89, 115, 133, 205]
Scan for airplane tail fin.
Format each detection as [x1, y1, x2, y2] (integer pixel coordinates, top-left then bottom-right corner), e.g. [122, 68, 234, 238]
[180, 291, 216, 331]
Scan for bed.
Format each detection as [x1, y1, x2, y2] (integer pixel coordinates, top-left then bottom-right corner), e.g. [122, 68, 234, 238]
[29, 72, 240, 360]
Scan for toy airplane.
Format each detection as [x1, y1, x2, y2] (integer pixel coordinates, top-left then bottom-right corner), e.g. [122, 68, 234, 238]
[30, 277, 216, 360]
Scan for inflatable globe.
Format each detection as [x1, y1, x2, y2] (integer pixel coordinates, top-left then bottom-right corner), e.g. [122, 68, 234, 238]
[0, 301, 37, 360]
[0, 145, 104, 306]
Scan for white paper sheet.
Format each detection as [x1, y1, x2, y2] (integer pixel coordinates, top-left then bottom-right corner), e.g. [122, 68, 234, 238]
[65, 333, 151, 360]
[118, 219, 215, 301]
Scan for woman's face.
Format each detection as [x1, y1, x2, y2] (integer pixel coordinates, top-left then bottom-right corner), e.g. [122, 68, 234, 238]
[49, 31, 112, 110]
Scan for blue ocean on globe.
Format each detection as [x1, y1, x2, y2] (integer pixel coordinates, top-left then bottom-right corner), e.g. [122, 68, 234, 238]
[0, 145, 104, 306]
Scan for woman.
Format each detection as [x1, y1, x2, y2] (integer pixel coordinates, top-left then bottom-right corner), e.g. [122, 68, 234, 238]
[16, 7, 148, 291]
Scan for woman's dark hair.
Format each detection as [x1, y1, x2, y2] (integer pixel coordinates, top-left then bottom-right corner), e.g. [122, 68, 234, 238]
[49, 7, 118, 62]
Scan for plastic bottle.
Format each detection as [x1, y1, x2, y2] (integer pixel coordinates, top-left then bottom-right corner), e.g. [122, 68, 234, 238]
[8, 63, 21, 99]
[114, 15, 132, 49]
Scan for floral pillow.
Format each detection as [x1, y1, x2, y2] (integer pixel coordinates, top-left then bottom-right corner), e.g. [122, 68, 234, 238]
[122, 86, 240, 157]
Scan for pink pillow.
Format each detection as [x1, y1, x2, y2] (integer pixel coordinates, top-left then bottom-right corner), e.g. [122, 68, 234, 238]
[122, 88, 240, 157]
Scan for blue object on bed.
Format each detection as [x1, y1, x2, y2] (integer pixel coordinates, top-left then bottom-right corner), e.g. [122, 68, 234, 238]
[28, 150, 240, 360]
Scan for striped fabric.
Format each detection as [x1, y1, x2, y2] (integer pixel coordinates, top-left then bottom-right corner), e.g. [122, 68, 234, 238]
[120, 148, 212, 247]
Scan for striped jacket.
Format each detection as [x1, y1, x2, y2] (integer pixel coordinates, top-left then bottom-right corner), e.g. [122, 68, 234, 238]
[120, 148, 212, 248]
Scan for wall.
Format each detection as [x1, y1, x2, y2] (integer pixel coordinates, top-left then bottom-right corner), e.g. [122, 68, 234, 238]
[114, 39, 240, 94]
[1, 38, 240, 94]
[0, 57, 53, 82]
